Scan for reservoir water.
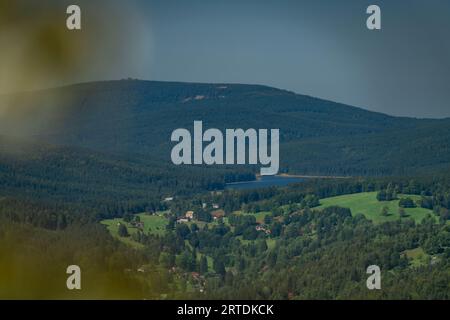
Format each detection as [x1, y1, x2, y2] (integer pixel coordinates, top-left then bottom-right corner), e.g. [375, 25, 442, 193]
[225, 175, 305, 190]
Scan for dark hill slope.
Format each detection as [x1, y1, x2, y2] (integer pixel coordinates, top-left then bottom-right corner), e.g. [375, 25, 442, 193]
[0, 134, 253, 215]
[1, 80, 449, 176]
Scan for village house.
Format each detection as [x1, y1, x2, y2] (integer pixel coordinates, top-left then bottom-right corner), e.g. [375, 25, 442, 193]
[191, 272, 201, 280]
[255, 225, 264, 232]
[211, 209, 225, 220]
[256, 224, 271, 235]
[185, 211, 194, 220]
[130, 221, 144, 229]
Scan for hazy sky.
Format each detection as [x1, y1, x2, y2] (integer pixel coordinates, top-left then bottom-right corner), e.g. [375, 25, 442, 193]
[4, 0, 450, 118]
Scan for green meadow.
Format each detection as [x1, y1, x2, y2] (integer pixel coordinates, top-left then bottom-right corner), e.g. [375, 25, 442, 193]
[402, 247, 430, 267]
[101, 191, 436, 251]
[233, 210, 271, 224]
[101, 213, 168, 248]
[316, 191, 434, 224]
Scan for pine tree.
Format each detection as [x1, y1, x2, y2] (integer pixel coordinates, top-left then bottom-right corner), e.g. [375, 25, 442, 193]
[213, 258, 226, 277]
[399, 207, 406, 218]
[199, 255, 208, 274]
[118, 224, 129, 237]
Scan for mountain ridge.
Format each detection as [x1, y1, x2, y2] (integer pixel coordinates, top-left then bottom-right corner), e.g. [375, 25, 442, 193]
[1, 79, 450, 177]
[2, 79, 444, 120]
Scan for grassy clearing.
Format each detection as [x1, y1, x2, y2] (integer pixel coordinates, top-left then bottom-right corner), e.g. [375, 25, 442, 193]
[233, 210, 271, 224]
[316, 192, 434, 224]
[101, 218, 145, 249]
[138, 213, 169, 236]
[101, 212, 168, 248]
[402, 247, 429, 267]
[266, 238, 277, 250]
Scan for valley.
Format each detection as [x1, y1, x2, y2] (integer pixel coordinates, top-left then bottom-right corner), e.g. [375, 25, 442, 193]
[0, 80, 449, 299]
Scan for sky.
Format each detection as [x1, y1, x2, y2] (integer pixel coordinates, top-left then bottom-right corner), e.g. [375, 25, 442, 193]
[1, 0, 450, 118]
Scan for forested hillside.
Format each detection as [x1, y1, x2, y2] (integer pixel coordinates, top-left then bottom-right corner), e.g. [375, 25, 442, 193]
[1, 79, 450, 177]
[2, 173, 448, 299]
[0, 135, 254, 218]
[1, 80, 450, 299]
[99, 177, 450, 299]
